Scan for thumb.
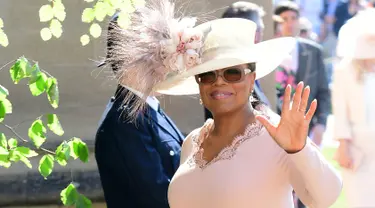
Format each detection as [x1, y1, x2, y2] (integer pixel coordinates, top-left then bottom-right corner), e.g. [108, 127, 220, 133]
[255, 115, 277, 137]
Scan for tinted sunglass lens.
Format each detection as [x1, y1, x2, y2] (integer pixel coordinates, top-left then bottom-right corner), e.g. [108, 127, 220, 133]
[198, 72, 216, 83]
[224, 69, 242, 82]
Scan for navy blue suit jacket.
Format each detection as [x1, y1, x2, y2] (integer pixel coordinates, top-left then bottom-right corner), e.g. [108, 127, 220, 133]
[95, 88, 184, 208]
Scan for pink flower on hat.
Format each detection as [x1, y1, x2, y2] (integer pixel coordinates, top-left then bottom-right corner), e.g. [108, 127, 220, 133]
[160, 18, 203, 72]
[184, 49, 200, 68]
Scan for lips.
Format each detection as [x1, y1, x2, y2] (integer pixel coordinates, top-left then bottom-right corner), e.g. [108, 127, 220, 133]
[210, 91, 233, 100]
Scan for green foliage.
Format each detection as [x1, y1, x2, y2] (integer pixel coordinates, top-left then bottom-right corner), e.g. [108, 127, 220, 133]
[0, 57, 91, 207]
[61, 183, 92, 207]
[79, 0, 145, 45]
[39, 0, 66, 41]
[0, 17, 8, 47]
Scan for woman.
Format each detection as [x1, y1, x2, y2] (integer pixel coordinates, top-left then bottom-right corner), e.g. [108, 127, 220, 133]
[106, 1, 342, 207]
[333, 8, 375, 207]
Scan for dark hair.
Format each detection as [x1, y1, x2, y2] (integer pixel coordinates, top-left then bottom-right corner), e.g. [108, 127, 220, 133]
[274, 1, 300, 16]
[105, 13, 122, 73]
[222, 1, 265, 22]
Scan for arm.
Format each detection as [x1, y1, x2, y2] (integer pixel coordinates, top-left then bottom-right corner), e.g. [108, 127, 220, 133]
[314, 47, 331, 127]
[332, 67, 352, 140]
[114, 120, 172, 208]
[288, 140, 342, 208]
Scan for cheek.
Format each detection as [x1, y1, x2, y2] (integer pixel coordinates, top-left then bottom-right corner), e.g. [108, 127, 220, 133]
[232, 82, 252, 101]
[199, 84, 210, 102]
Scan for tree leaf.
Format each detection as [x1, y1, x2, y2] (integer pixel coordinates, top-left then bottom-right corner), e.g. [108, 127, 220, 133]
[49, 19, 63, 38]
[8, 148, 32, 168]
[17, 151, 32, 168]
[0, 84, 9, 99]
[0, 30, 9, 47]
[118, 0, 135, 14]
[80, 34, 90, 46]
[55, 141, 70, 166]
[89, 23, 102, 38]
[7, 138, 17, 149]
[40, 27, 52, 41]
[0, 146, 11, 168]
[39, 4, 54, 22]
[26, 62, 41, 77]
[29, 72, 48, 96]
[53, 1, 66, 21]
[28, 119, 47, 148]
[60, 183, 79, 206]
[94, 2, 108, 22]
[0, 133, 6, 149]
[46, 77, 59, 108]
[69, 138, 89, 162]
[38, 154, 54, 179]
[76, 194, 92, 208]
[47, 114, 64, 136]
[10, 57, 31, 84]
[0, 98, 12, 122]
[16, 146, 38, 158]
[82, 8, 95, 23]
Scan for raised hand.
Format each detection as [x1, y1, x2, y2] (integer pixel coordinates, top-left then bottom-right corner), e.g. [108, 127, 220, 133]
[256, 82, 317, 153]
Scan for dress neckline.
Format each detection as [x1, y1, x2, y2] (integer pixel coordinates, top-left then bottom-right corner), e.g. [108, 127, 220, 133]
[187, 116, 265, 170]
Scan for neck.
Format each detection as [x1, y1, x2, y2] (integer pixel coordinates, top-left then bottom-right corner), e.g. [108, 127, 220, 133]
[211, 104, 257, 138]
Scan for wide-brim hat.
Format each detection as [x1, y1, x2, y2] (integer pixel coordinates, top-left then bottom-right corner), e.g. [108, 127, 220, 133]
[154, 18, 296, 95]
[337, 8, 375, 59]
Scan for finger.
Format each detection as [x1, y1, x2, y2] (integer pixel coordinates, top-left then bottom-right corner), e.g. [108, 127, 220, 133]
[255, 115, 277, 137]
[299, 86, 310, 113]
[282, 85, 292, 113]
[292, 82, 304, 112]
[305, 99, 317, 122]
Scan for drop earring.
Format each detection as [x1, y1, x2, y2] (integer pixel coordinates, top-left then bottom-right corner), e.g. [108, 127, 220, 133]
[199, 98, 203, 105]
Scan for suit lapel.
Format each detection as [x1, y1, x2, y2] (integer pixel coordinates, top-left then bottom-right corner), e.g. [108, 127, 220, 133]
[296, 40, 312, 82]
[144, 106, 184, 144]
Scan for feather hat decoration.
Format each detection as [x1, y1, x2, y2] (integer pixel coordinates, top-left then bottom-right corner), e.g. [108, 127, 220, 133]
[106, 0, 209, 119]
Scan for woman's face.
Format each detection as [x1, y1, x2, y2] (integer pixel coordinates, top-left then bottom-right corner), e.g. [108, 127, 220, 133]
[198, 64, 256, 116]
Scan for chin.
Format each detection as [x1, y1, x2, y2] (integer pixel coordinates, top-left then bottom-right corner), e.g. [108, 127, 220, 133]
[209, 106, 237, 117]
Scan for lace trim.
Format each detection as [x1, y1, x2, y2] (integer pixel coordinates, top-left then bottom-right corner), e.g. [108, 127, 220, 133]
[186, 116, 265, 170]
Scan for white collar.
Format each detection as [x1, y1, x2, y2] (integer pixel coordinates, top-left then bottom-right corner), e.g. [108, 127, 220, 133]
[123, 86, 160, 111]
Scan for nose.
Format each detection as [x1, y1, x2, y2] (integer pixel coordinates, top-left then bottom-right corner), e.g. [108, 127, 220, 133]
[213, 74, 227, 86]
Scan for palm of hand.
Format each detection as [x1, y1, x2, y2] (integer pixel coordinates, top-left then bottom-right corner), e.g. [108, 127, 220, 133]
[257, 82, 317, 153]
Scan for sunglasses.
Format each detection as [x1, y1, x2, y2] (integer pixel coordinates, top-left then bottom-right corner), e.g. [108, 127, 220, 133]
[195, 64, 255, 84]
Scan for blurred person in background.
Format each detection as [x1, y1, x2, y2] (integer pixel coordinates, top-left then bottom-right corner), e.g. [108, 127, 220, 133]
[333, 0, 366, 37]
[333, 8, 375, 208]
[298, 17, 319, 42]
[275, 2, 331, 207]
[274, 1, 330, 148]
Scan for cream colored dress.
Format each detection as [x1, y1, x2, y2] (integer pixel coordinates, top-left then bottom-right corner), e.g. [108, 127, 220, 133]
[168, 112, 342, 208]
[333, 62, 375, 207]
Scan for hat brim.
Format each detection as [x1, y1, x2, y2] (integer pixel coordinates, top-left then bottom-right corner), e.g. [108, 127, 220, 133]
[155, 37, 295, 95]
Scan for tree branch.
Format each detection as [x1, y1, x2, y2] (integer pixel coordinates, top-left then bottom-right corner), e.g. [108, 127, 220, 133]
[0, 122, 55, 155]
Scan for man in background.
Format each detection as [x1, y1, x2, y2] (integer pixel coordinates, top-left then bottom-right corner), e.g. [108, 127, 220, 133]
[95, 13, 184, 208]
[274, 1, 331, 207]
